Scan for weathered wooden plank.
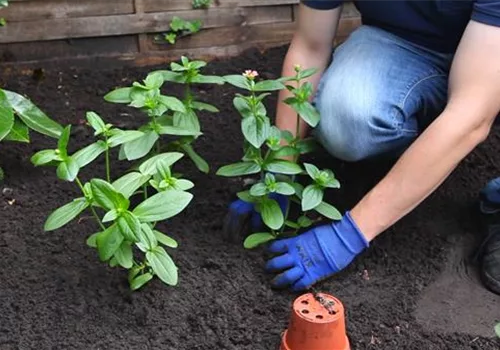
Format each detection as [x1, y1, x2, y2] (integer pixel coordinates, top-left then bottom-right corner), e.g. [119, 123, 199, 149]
[0, 0, 134, 22]
[148, 16, 360, 51]
[0, 6, 293, 44]
[134, 0, 148, 53]
[0, 35, 139, 63]
[143, 0, 298, 12]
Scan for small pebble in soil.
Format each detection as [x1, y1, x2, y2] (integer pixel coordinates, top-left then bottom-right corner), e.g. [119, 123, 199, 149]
[2, 187, 13, 196]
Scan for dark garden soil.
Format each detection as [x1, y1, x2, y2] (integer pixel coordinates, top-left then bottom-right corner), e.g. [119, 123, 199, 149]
[1, 45, 500, 350]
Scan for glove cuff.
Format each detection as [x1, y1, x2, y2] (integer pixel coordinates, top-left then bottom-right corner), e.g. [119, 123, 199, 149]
[334, 211, 370, 254]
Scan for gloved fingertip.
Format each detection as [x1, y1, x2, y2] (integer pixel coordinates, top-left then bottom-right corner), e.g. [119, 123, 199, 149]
[267, 239, 288, 254]
[265, 253, 294, 272]
[250, 210, 263, 230]
[291, 278, 310, 292]
[271, 266, 304, 289]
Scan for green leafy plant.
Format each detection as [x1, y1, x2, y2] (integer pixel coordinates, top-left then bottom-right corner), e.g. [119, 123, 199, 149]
[495, 322, 500, 338]
[159, 16, 202, 45]
[0, 88, 63, 176]
[32, 111, 195, 291]
[216, 66, 342, 249]
[192, 0, 212, 9]
[105, 57, 224, 173]
[0, 0, 7, 26]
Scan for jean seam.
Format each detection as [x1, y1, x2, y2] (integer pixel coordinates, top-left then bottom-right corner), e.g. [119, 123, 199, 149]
[393, 73, 447, 134]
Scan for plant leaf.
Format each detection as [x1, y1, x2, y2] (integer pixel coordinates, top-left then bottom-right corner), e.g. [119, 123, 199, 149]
[114, 241, 133, 269]
[56, 157, 79, 182]
[73, 141, 107, 168]
[102, 209, 118, 223]
[264, 160, 302, 175]
[191, 101, 219, 113]
[31, 149, 59, 166]
[301, 184, 324, 211]
[4, 90, 63, 138]
[304, 163, 320, 180]
[296, 137, 318, 154]
[158, 95, 186, 113]
[90, 178, 129, 211]
[146, 246, 178, 286]
[180, 143, 209, 174]
[108, 130, 145, 147]
[44, 197, 89, 231]
[223, 75, 250, 90]
[136, 223, 158, 251]
[236, 190, 257, 203]
[173, 109, 201, 134]
[259, 198, 284, 230]
[275, 182, 295, 196]
[139, 152, 184, 176]
[130, 273, 153, 290]
[174, 179, 194, 191]
[297, 215, 313, 228]
[158, 125, 201, 137]
[233, 96, 252, 118]
[241, 115, 270, 148]
[57, 125, 71, 154]
[86, 111, 106, 135]
[153, 230, 178, 248]
[314, 201, 342, 220]
[86, 232, 99, 248]
[250, 182, 267, 197]
[190, 75, 225, 85]
[117, 211, 141, 241]
[123, 130, 159, 161]
[96, 224, 124, 261]
[0, 89, 14, 141]
[494, 323, 500, 338]
[243, 232, 275, 249]
[103, 87, 132, 104]
[216, 162, 261, 177]
[133, 190, 193, 222]
[112, 172, 150, 199]
[253, 80, 284, 91]
[3, 118, 28, 142]
[292, 101, 320, 127]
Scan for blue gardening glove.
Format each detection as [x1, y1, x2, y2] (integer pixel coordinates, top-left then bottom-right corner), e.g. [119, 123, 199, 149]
[265, 211, 369, 291]
[479, 177, 500, 214]
[223, 192, 288, 240]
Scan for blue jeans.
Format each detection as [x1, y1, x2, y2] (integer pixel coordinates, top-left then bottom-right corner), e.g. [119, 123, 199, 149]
[313, 25, 454, 162]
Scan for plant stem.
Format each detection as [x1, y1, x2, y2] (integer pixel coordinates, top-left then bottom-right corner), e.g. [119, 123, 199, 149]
[105, 146, 111, 183]
[143, 184, 148, 200]
[76, 177, 106, 231]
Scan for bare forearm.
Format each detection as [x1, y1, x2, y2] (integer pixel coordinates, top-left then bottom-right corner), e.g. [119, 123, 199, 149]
[275, 4, 341, 141]
[350, 107, 491, 241]
[350, 20, 500, 241]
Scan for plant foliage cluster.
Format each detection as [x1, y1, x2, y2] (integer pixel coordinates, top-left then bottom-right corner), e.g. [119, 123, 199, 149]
[0, 58, 342, 291]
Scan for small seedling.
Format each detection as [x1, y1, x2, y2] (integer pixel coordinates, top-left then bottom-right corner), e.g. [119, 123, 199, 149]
[32, 111, 195, 291]
[105, 57, 224, 173]
[0, 0, 8, 26]
[159, 16, 202, 45]
[192, 0, 212, 9]
[217, 66, 342, 249]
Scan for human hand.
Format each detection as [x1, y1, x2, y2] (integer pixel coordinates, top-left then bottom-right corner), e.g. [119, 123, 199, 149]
[265, 211, 369, 291]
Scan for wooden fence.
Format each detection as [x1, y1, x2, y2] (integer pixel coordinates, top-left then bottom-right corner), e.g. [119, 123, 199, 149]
[0, 0, 361, 68]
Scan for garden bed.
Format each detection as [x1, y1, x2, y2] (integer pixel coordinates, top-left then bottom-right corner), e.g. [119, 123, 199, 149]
[0, 45, 499, 350]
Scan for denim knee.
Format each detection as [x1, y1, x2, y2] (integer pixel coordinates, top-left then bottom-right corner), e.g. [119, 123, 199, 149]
[314, 85, 401, 162]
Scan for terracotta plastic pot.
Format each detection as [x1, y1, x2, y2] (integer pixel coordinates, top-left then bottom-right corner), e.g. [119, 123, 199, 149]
[280, 292, 350, 350]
